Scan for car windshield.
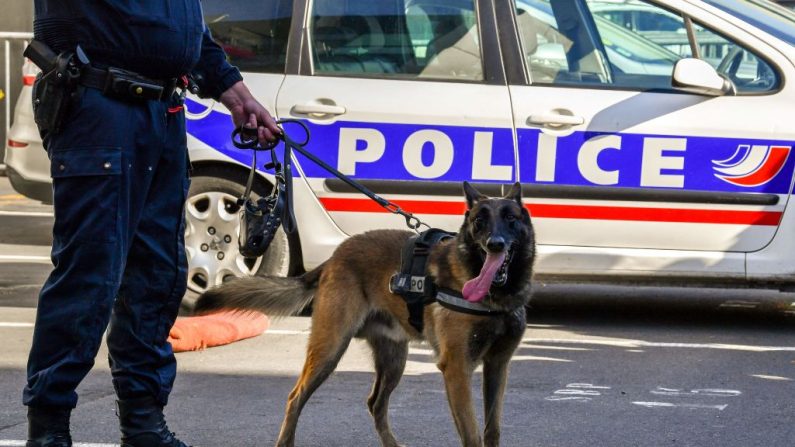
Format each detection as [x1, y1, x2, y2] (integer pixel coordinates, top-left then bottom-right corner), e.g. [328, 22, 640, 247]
[702, 0, 795, 46]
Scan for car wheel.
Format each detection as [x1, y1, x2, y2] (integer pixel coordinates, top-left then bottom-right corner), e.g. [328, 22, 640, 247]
[183, 170, 297, 296]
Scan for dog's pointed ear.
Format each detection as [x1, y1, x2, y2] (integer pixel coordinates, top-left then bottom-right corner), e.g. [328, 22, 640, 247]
[505, 182, 523, 205]
[463, 181, 486, 209]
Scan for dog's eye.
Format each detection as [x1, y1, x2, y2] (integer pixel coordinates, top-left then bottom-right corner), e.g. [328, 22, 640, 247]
[473, 216, 485, 230]
[506, 214, 517, 222]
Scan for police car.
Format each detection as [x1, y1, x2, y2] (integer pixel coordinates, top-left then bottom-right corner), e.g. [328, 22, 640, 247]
[5, 0, 795, 295]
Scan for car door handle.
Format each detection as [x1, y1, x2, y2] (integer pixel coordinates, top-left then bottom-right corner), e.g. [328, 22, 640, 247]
[527, 112, 585, 128]
[291, 103, 347, 117]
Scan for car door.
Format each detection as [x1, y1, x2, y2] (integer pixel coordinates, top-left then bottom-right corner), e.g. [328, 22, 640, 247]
[276, 0, 516, 236]
[500, 0, 795, 277]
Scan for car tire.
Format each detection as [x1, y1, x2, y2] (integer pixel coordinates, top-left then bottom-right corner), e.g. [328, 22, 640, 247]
[181, 166, 300, 309]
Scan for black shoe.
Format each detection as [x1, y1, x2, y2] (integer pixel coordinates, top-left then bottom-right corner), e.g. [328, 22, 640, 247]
[26, 406, 72, 447]
[116, 396, 190, 447]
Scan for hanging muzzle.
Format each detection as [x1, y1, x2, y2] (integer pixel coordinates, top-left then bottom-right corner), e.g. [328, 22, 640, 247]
[231, 123, 294, 258]
[237, 179, 286, 258]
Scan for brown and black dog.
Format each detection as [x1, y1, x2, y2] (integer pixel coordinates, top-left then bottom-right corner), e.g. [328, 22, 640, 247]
[195, 182, 536, 447]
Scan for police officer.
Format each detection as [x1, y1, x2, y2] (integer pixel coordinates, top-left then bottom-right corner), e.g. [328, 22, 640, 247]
[24, 2, 281, 446]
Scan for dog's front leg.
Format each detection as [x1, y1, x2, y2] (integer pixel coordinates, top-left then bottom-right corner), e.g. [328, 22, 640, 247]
[482, 357, 510, 447]
[438, 350, 481, 447]
[483, 310, 525, 446]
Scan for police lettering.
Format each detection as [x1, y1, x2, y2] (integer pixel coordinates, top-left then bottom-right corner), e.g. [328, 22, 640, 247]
[336, 126, 687, 188]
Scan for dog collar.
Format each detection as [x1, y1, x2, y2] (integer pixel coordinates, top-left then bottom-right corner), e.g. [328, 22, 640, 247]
[435, 287, 506, 316]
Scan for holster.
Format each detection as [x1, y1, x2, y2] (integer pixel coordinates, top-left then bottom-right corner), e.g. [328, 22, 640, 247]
[25, 41, 82, 134]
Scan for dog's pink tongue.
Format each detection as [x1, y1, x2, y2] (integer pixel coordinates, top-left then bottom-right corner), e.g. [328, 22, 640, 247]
[462, 252, 506, 302]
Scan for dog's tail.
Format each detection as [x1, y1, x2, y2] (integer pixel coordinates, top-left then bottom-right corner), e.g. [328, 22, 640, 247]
[194, 264, 324, 317]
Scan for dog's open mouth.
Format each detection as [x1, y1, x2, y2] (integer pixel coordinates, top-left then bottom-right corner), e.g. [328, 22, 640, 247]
[462, 246, 514, 303]
[492, 247, 513, 287]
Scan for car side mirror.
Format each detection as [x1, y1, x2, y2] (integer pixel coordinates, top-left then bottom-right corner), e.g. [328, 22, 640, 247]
[672, 58, 736, 96]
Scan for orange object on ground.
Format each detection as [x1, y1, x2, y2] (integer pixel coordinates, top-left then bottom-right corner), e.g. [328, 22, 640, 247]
[167, 311, 270, 352]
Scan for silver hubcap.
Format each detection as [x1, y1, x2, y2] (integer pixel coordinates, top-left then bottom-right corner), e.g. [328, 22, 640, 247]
[184, 190, 289, 293]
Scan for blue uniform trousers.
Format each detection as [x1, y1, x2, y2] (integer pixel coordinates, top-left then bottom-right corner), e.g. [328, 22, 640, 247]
[24, 87, 190, 409]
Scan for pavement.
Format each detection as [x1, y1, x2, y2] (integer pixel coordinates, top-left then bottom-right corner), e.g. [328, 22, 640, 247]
[1, 175, 795, 447]
[1, 305, 795, 447]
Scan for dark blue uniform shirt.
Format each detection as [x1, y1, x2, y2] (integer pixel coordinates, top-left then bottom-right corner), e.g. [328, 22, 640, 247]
[33, 0, 243, 99]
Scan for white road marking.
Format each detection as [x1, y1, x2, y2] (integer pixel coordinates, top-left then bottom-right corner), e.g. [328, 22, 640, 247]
[0, 255, 50, 263]
[511, 355, 573, 362]
[554, 389, 602, 396]
[261, 331, 795, 353]
[632, 401, 728, 411]
[0, 244, 51, 263]
[545, 396, 592, 402]
[751, 374, 793, 381]
[0, 210, 53, 217]
[252, 328, 794, 364]
[265, 329, 310, 335]
[409, 347, 434, 355]
[567, 383, 611, 389]
[521, 343, 592, 351]
[523, 337, 795, 352]
[0, 442, 117, 447]
[546, 383, 610, 402]
[651, 387, 741, 397]
[0, 322, 34, 328]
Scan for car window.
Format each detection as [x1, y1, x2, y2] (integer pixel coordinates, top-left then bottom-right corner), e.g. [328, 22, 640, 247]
[515, 0, 611, 85]
[310, 0, 484, 81]
[514, 0, 779, 93]
[202, 0, 293, 74]
[689, 21, 779, 93]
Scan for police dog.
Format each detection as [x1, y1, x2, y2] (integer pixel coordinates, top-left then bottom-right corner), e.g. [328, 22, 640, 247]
[195, 182, 535, 447]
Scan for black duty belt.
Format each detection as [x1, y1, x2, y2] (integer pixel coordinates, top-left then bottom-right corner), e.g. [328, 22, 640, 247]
[80, 65, 178, 102]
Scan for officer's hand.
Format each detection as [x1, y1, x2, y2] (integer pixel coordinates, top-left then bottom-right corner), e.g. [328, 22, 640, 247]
[220, 81, 281, 145]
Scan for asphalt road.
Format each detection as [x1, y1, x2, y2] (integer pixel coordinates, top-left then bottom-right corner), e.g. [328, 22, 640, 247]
[0, 176, 794, 447]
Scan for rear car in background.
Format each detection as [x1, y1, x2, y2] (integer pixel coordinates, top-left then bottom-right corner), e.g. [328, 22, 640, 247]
[5, 59, 49, 203]
[6, 0, 795, 297]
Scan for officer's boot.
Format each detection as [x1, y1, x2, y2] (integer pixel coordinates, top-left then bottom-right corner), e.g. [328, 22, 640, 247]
[116, 397, 190, 447]
[26, 406, 72, 447]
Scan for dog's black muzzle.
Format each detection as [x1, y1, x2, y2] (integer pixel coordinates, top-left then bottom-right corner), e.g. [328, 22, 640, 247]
[238, 181, 285, 258]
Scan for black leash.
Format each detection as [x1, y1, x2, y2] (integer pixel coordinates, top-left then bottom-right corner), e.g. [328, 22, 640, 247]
[232, 119, 430, 258]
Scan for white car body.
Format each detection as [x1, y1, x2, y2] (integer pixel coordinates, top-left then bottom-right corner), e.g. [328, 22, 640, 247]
[6, 0, 795, 290]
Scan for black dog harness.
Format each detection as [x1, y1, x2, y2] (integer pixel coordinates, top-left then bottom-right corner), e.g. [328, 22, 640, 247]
[389, 229, 507, 332]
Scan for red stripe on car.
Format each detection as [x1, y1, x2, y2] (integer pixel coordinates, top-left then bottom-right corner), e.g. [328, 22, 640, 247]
[318, 197, 782, 226]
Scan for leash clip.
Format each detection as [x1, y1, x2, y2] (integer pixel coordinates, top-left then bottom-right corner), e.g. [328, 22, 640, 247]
[385, 203, 427, 232]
